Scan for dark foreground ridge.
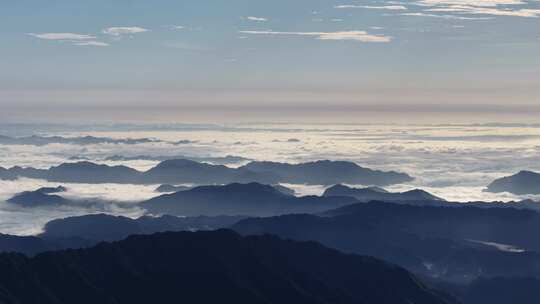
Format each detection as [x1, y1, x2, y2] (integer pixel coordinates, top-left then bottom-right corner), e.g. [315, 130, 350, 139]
[0, 230, 452, 304]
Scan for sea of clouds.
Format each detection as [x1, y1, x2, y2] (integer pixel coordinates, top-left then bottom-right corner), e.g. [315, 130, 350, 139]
[1, 123, 540, 235]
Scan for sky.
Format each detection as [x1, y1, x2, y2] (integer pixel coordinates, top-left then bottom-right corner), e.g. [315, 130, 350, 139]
[1, 0, 539, 123]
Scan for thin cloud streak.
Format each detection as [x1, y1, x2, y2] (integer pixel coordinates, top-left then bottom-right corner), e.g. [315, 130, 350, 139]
[336, 5, 408, 10]
[239, 30, 392, 42]
[102, 26, 150, 36]
[28, 33, 96, 40]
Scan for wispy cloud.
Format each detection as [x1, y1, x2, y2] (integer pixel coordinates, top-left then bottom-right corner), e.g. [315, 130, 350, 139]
[426, 6, 540, 17]
[27, 33, 109, 47]
[411, 0, 540, 18]
[239, 30, 392, 42]
[28, 33, 96, 40]
[336, 4, 408, 10]
[245, 16, 268, 22]
[418, 0, 525, 7]
[102, 26, 149, 37]
[72, 41, 110, 47]
[400, 12, 493, 19]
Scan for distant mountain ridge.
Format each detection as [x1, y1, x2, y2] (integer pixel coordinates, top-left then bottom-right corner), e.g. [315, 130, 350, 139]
[7, 188, 69, 207]
[40, 213, 246, 242]
[0, 159, 413, 186]
[323, 184, 445, 202]
[104, 154, 250, 165]
[140, 182, 359, 217]
[486, 170, 540, 195]
[243, 160, 413, 185]
[0, 230, 452, 304]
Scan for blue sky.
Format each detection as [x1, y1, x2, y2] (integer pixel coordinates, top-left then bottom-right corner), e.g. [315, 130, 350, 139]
[1, 0, 539, 122]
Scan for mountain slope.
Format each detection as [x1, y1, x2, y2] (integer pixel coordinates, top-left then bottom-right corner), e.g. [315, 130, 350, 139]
[0, 230, 451, 304]
[40, 213, 246, 242]
[323, 184, 445, 203]
[486, 170, 540, 195]
[243, 160, 413, 185]
[232, 201, 540, 282]
[0, 159, 412, 186]
[140, 183, 359, 216]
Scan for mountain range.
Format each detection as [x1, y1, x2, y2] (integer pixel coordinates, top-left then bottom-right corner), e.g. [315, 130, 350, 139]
[0, 159, 413, 186]
[323, 184, 445, 202]
[141, 183, 358, 217]
[0, 214, 246, 256]
[0, 230, 453, 304]
[232, 201, 540, 283]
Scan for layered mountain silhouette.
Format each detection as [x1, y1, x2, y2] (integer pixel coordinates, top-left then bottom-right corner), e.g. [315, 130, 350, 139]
[140, 183, 359, 216]
[40, 213, 246, 242]
[243, 160, 413, 185]
[486, 170, 540, 194]
[323, 184, 445, 203]
[0, 159, 413, 186]
[233, 201, 540, 282]
[0, 214, 246, 256]
[155, 183, 294, 196]
[0, 234, 62, 256]
[0, 230, 452, 304]
[7, 187, 69, 207]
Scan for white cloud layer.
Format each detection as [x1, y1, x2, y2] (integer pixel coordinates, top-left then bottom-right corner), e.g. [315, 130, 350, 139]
[28, 33, 109, 47]
[102, 26, 149, 36]
[239, 30, 392, 42]
[245, 16, 268, 21]
[401, 12, 493, 19]
[426, 5, 540, 17]
[72, 41, 110, 47]
[28, 33, 96, 40]
[413, 0, 540, 18]
[336, 5, 408, 10]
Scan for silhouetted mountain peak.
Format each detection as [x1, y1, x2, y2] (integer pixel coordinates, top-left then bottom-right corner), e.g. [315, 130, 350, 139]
[487, 170, 540, 195]
[152, 159, 224, 170]
[141, 183, 358, 217]
[52, 161, 137, 172]
[243, 160, 413, 185]
[7, 189, 68, 207]
[192, 182, 284, 195]
[323, 184, 444, 203]
[36, 186, 67, 194]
